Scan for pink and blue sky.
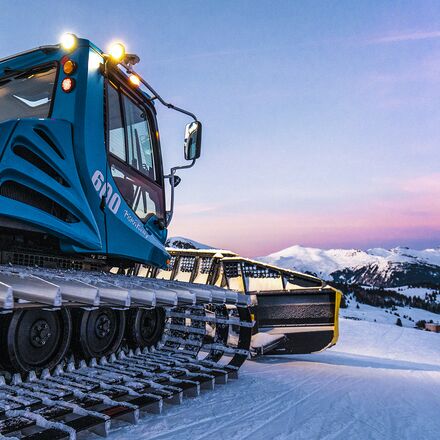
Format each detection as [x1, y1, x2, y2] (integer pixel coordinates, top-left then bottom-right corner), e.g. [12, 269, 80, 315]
[2, 1, 440, 256]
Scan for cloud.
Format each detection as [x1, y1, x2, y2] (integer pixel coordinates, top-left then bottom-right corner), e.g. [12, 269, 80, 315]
[369, 30, 440, 45]
[400, 173, 440, 194]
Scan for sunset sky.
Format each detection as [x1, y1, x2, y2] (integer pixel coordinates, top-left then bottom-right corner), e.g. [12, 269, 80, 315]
[1, 1, 440, 256]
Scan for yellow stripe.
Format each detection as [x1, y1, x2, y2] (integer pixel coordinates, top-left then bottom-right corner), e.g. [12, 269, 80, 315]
[330, 287, 342, 346]
[264, 325, 334, 334]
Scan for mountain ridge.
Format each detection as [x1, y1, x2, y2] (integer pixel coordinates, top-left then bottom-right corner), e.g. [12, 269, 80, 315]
[166, 237, 440, 288]
[259, 244, 440, 287]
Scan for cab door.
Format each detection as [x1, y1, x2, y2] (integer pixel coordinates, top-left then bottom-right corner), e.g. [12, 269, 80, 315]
[104, 80, 167, 265]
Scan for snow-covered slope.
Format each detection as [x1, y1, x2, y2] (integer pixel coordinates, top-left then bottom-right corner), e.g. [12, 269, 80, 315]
[259, 245, 440, 287]
[341, 293, 440, 327]
[109, 318, 440, 440]
[260, 245, 377, 278]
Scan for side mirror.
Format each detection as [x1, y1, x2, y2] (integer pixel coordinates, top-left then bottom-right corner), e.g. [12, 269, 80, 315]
[184, 121, 202, 161]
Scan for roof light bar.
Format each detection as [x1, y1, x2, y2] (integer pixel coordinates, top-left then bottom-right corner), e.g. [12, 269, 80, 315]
[109, 42, 126, 63]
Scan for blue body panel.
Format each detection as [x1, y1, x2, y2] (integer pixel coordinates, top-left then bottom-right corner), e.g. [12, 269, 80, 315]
[0, 39, 169, 267]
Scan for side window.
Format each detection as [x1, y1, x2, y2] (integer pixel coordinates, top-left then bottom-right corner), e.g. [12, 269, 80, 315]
[106, 82, 164, 222]
[122, 94, 155, 180]
[107, 84, 126, 161]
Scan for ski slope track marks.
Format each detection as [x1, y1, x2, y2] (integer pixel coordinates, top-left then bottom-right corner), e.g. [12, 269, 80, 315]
[109, 318, 440, 439]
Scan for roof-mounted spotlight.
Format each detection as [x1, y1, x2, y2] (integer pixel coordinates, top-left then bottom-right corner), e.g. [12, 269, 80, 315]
[60, 33, 78, 51]
[109, 42, 126, 63]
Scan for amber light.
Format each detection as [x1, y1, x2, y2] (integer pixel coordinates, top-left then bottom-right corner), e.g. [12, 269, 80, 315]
[61, 77, 75, 93]
[129, 74, 140, 87]
[63, 60, 77, 75]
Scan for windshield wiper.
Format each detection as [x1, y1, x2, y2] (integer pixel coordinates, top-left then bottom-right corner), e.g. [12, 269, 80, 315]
[0, 67, 22, 86]
[3, 67, 22, 75]
[0, 67, 25, 86]
[0, 64, 54, 83]
[15, 65, 53, 79]
[0, 78, 11, 87]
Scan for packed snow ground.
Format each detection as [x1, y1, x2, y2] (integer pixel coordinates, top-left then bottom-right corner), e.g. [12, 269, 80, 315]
[385, 285, 439, 300]
[108, 318, 440, 440]
[341, 294, 440, 327]
[361, 284, 439, 299]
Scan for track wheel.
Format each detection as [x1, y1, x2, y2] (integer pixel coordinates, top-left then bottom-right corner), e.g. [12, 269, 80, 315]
[72, 308, 125, 360]
[126, 307, 165, 349]
[0, 308, 71, 373]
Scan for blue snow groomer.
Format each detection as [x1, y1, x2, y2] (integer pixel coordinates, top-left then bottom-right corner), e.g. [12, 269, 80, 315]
[0, 35, 239, 380]
[0, 34, 201, 269]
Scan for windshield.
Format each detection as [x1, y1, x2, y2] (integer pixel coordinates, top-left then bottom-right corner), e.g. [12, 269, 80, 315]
[0, 64, 57, 122]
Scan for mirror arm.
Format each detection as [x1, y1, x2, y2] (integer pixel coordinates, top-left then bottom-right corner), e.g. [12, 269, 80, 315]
[121, 64, 199, 227]
[123, 64, 198, 122]
[164, 160, 196, 226]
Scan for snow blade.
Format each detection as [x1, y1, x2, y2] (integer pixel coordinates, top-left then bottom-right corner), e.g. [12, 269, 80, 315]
[146, 248, 342, 355]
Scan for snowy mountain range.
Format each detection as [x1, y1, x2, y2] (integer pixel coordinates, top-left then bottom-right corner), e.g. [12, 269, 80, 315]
[166, 236, 212, 250]
[259, 245, 440, 287]
[167, 237, 440, 288]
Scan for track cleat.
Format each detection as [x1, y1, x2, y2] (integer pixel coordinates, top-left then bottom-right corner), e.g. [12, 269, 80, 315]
[11, 374, 22, 385]
[54, 364, 64, 376]
[41, 368, 51, 379]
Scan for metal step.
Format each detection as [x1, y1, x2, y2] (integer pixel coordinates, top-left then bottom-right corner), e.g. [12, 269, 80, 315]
[0, 265, 250, 309]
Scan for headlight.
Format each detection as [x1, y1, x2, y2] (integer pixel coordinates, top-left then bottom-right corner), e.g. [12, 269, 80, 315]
[60, 33, 77, 51]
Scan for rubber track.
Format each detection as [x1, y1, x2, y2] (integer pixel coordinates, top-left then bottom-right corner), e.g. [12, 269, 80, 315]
[0, 340, 255, 439]
[0, 312, 251, 440]
[0, 266, 253, 439]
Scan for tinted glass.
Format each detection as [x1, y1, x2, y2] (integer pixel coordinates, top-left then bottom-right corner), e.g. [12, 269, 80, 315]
[122, 94, 155, 180]
[110, 157, 164, 220]
[107, 84, 126, 161]
[0, 64, 57, 122]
